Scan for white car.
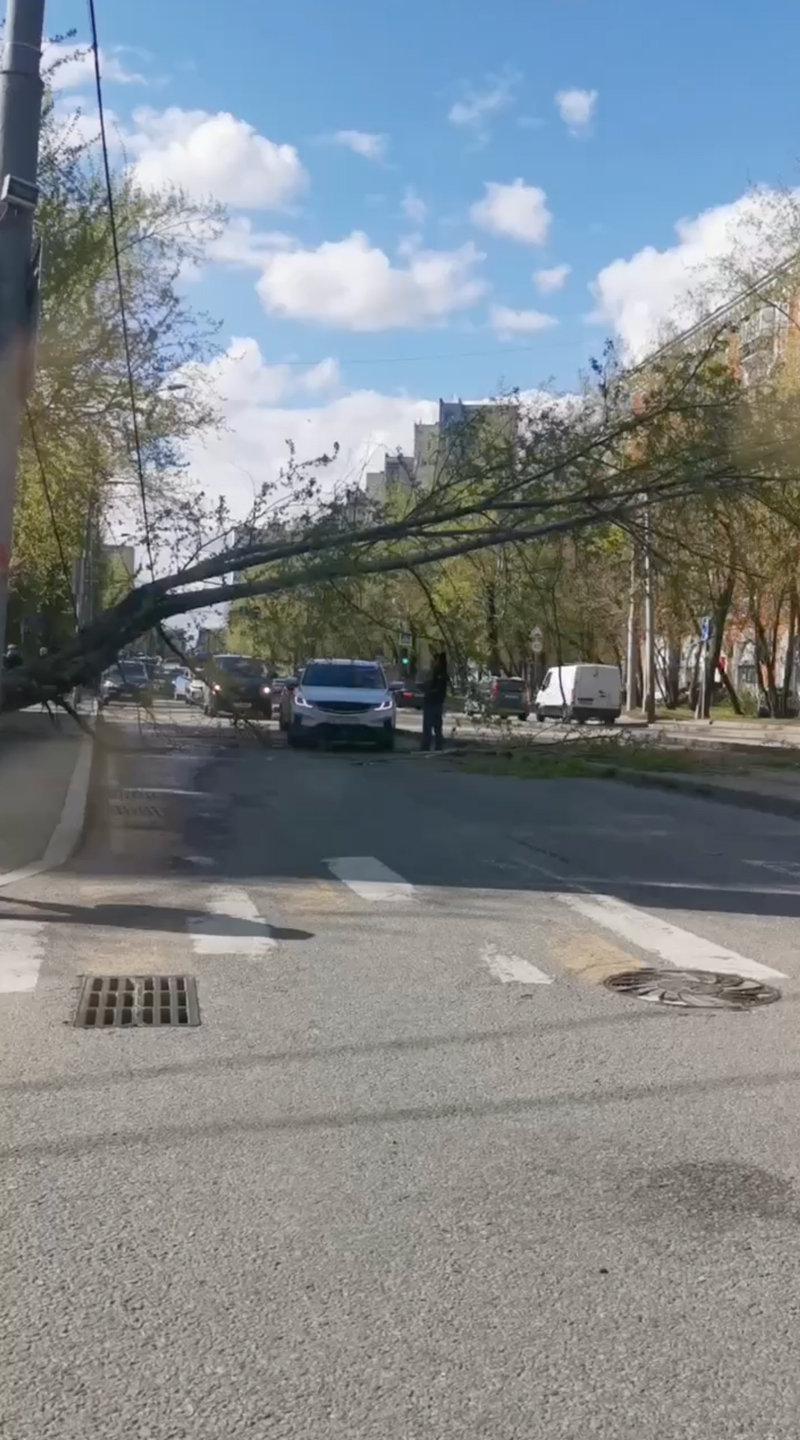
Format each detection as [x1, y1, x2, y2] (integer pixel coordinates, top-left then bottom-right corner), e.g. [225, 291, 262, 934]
[283, 659, 396, 749]
[181, 672, 205, 705]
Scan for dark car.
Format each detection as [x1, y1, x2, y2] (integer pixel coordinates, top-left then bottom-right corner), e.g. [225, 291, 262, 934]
[467, 675, 529, 721]
[392, 679, 425, 709]
[99, 661, 153, 708]
[203, 654, 273, 719]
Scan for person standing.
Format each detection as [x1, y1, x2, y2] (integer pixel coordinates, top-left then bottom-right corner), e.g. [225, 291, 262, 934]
[421, 651, 448, 752]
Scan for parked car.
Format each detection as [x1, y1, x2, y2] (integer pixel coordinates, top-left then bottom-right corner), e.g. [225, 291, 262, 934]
[184, 672, 206, 706]
[466, 676, 529, 721]
[269, 675, 299, 711]
[201, 654, 273, 719]
[99, 660, 153, 708]
[156, 663, 187, 698]
[392, 678, 425, 709]
[535, 664, 622, 724]
[281, 659, 396, 748]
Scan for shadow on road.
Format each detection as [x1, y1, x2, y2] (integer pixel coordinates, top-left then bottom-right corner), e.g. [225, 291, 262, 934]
[0, 895, 313, 942]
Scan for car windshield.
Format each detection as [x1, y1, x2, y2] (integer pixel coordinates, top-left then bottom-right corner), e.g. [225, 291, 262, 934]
[117, 663, 148, 682]
[214, 656, 265, 678]
[302, 663, 385, 689]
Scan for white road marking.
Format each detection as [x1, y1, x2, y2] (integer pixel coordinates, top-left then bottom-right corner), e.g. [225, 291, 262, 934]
[187, 886, 275, 955]
[482, 942, 553, 985]
[0, 919, 47, 993]
[562, 876, 800, 896]
[554, 891, 787, 981]
[743, 859, 800, 880]
[119, 788, 213, 799]
[325, 857, 414, 902]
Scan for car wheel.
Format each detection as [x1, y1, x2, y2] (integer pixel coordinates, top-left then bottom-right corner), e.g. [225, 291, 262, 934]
[518, 713, 528, 723]
[535, 709, 545, 723]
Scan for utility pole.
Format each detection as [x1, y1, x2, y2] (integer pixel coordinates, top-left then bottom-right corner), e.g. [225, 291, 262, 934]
[0, 0, 45, 689]
[625, 542, 639, 712]
[642, 504, 656, 723]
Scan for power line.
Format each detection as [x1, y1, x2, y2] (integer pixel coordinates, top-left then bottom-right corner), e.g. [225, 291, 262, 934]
[261, 340, 577, 370]
[86, 0, 155, 581]
[25, 406, 79, 624]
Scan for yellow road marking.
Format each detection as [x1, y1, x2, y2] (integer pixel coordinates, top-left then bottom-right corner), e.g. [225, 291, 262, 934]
[555, 932, 642, 985]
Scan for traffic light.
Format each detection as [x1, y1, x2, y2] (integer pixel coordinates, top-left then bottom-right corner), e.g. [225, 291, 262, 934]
[400, 649, 410, 668]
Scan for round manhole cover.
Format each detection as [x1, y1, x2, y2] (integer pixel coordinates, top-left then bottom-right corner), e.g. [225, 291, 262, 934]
[603, 967, 780, 1010]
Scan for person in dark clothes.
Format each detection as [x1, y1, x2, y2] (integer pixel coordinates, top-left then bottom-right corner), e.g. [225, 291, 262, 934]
[422, 651, 448, 751]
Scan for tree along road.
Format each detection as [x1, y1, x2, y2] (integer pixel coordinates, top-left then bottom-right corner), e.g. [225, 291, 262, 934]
[2, 704, 800, 1438]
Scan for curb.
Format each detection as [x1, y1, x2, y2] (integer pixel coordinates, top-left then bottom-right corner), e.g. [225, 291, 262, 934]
[0, 711, 97, 890]
[602, 766, 800, 821]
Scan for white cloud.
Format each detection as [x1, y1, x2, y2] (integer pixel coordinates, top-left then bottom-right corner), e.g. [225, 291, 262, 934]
[183, 338, 436, 518]
[129, 107, 308, 208]
[331, 130, 387, 161]
[193, 339, 341, 411]
[555, 88, 597, 133]
[402, 187, 428, 224]
[470, 179, 552, 246]
[256, 231, 487, 331]
[44, 42, 145, 90]
[207, 218, 296, 268]
[448, 70, 518, 141]
[490, 305, 558, 339]
[590, 188, 798, 358]
[534, 263, 571, 294]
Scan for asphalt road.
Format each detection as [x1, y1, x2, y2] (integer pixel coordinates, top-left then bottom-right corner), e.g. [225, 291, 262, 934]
[3, 701, 800, 1437]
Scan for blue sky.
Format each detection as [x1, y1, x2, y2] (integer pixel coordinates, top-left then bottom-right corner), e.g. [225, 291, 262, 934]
[43, 0, 800, 510]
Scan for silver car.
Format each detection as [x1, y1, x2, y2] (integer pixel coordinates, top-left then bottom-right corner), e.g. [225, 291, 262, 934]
[283, 659, 396, 749]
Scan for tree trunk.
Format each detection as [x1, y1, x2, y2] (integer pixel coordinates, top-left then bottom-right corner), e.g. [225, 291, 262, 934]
[485, 581, 501, 675]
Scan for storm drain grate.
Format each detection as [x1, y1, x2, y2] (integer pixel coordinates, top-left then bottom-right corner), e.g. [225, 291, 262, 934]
[603, 967, 780, 1010]
[74, 975, 200, 1028]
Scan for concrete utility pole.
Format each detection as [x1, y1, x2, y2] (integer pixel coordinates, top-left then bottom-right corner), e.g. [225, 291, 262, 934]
[0, 0, 46, 687]
[642, 504, 656, 723]
[625, 542, 639, 712]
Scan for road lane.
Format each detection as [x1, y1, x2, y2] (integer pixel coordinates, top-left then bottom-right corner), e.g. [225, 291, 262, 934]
[4, 723, 800, 1436]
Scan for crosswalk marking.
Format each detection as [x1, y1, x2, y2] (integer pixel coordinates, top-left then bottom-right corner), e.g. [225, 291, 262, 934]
[554, 891, 787, 981]
[482, 942, 553, 985]
[0, 919, 46, 993]
[186, 885, 275, 955]
[325, 857, 414, 902]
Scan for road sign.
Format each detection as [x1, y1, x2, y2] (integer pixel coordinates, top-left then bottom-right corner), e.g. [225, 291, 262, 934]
[530, 626, 544, 654]
[398, 631, 412, 648]
[701, 616, 713, 643]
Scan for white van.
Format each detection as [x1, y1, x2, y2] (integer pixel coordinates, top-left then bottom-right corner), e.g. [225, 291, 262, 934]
[535, 664, 622, 725]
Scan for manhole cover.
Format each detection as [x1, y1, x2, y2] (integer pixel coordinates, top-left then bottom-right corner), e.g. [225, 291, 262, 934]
[75, 975, 200, 1028]
[603, 967, 780, 1010]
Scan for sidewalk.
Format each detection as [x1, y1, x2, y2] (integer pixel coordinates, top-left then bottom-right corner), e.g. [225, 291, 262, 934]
[0, 710, 94, 878]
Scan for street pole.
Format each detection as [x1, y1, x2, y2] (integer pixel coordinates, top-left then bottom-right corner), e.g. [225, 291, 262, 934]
[0, 0, 45, 688]
[625, 542, 639, 712]
[642, 504, 656, 723]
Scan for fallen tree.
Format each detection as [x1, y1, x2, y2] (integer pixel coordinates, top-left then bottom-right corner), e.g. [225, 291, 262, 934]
[5, 327, 800, 713]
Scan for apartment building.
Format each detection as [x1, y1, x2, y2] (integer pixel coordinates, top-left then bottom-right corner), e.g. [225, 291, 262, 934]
[365, 398, 518, 506]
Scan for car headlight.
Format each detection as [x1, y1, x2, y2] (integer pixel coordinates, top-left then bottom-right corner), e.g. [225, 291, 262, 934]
[260, 684, 271, 695]
[294, 692, 313, 709]
[374, 696, 394, 711]
[212, 683, 222, 694]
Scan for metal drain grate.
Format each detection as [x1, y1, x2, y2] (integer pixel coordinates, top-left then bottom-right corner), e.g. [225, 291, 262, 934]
[603, 967, 780, 1010]
[75, 975, 200, 1028]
